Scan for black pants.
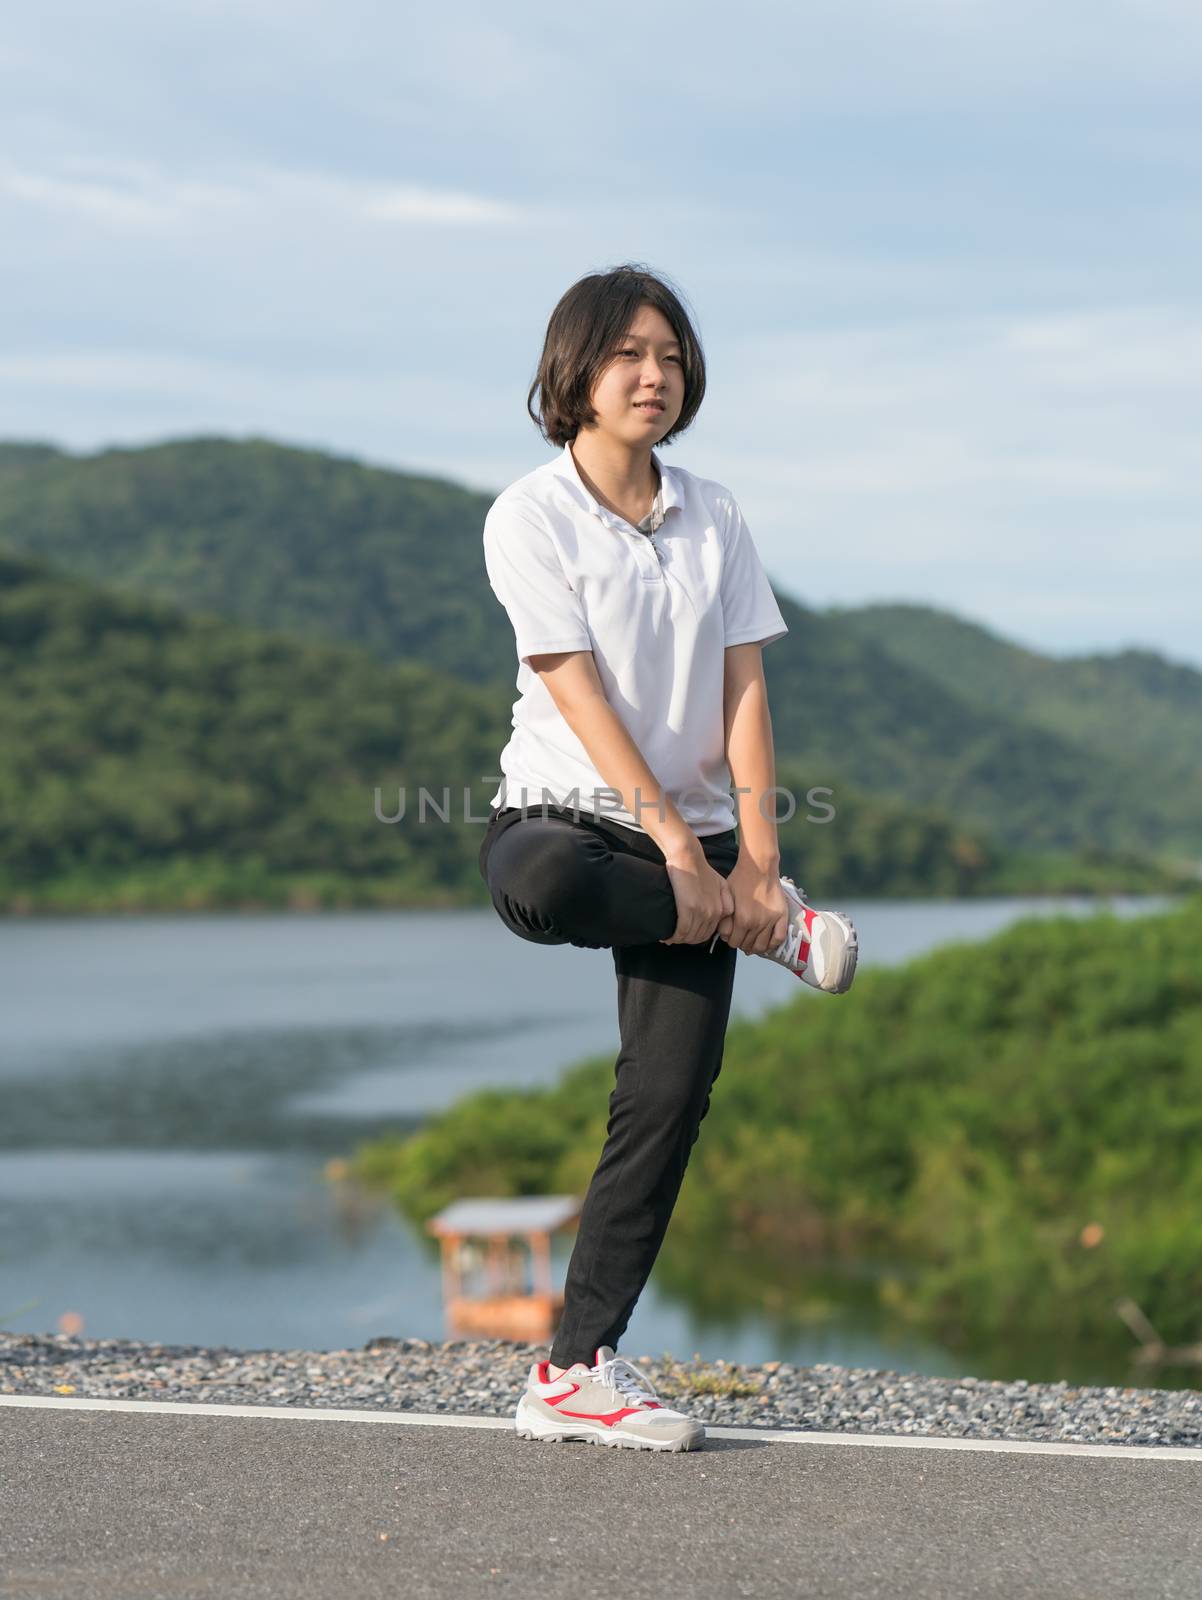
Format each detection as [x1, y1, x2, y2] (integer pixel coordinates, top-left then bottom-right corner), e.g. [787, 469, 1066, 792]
[477, 801, 740, 1368]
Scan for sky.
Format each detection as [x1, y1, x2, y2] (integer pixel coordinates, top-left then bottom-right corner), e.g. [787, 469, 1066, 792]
[3, 0, 1200, 666]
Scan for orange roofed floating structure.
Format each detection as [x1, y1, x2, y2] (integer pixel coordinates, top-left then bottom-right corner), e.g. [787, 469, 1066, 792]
[425, 1195, 581, 1341]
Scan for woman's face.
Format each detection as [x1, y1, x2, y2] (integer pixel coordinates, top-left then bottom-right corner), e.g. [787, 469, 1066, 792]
[588, 303, 685, 446]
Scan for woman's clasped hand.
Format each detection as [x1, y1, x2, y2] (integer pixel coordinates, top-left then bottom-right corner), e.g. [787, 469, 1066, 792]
[660, 844, 788, 954]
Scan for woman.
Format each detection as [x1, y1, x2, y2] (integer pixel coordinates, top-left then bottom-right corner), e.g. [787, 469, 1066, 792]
[478, 264, 858, 1453]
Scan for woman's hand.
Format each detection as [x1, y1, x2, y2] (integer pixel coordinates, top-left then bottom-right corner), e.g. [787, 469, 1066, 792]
[711, 857, 788, 955]
[659, 841, 736, 946]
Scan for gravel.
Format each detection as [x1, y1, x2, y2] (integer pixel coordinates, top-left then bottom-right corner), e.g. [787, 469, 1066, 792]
[3, 1332, 1201, 1448]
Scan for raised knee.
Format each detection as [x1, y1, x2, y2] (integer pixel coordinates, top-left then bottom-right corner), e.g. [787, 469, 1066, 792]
[539, 831, 600, 917]
[495, 822, 599, 920]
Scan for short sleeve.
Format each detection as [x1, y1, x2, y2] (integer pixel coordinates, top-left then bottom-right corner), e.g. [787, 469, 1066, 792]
[482, 500, 593, 666]
[719, 495, 789, 649]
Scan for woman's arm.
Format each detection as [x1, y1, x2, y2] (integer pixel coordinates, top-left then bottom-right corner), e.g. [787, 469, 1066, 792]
[717, 642, 789, 954]
[527, 649, 735, 946]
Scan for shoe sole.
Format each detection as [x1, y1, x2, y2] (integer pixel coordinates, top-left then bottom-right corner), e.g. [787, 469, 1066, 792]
[514, 1398, 705, 1452]
[809, 909, 858, 994]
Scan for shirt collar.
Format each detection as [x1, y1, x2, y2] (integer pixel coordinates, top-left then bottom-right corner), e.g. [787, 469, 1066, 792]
[552, 439, 683, 532]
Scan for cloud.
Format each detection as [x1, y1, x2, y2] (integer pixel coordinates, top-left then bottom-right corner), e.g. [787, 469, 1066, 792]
[701, 306, 1201, 499]
[1003, 310, 1202, 389]
[0, 159, 525, 231]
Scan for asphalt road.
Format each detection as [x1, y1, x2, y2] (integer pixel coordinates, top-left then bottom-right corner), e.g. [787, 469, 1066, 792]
[3, 1400, 1200, 1599]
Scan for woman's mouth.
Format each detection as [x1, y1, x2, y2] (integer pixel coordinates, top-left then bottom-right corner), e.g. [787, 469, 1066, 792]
[634, 402, 665, 414]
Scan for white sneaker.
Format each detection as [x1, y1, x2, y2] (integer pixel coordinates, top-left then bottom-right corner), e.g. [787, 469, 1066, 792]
[712, 875, 858, 993]
[514, 1345, 705, 1452]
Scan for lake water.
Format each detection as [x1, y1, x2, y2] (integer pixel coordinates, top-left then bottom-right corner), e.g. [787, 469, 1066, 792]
[0, 894, 1177, 1385]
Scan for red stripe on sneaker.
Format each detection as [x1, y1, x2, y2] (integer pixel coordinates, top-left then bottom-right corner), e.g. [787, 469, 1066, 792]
[555, 1402, 657, 1427]
[543, 1386, 662, 1426]
[544, 1384, 582, 1405]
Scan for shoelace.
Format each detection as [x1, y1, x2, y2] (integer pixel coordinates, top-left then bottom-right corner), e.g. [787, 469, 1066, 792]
[774, 917, 808, 970]
[771, 878, 809, 969]
[594, 1354, 658, 1406]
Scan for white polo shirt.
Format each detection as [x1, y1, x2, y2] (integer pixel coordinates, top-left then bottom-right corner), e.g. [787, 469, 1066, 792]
[482, 440, 789, 836]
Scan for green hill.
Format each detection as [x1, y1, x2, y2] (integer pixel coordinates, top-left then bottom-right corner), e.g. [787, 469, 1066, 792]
[833, 602, 1202, 805]
[3, 550, 1059, 911]
[0, 548, 508, 910]
[763, 593, 1202, 854]
[0, 441, 67, 484]
[0, 435, 511, 685]
[2, 434, 1199, 864]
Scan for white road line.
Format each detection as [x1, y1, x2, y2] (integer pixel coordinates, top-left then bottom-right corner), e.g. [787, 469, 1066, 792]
[3, 1394, 1199, 1461]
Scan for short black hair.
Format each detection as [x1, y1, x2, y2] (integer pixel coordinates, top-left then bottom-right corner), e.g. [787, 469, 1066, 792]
[527, 262, 706, 449]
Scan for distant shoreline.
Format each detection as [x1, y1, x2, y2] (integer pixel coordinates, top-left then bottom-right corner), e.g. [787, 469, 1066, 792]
[1, 883, 1187, 919]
